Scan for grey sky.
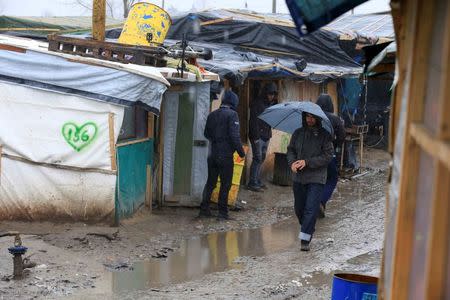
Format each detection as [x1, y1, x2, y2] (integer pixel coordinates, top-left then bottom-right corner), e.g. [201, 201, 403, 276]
[0, 0, 390, 17]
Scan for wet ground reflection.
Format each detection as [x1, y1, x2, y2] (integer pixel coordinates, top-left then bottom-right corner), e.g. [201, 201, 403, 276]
[110, 218, 299, 291]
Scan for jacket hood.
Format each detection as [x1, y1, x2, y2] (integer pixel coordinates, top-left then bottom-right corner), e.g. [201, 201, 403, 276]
[222, 90, 239, 110]
[302, 111, 322, 128]
[316, 94, 334, 113]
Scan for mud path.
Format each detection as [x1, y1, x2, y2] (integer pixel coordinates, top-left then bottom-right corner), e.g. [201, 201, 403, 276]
[0, 148, 389, 299]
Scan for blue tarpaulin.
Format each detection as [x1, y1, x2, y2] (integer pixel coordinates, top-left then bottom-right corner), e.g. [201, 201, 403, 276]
[286, 0, 369, 35]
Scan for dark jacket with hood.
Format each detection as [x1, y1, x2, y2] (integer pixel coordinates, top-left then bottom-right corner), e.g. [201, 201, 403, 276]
[249, 82, 277, 141]
[316, 94, 345, 150]
[286, 113, 333, 184]
[204, 90, 245, 159]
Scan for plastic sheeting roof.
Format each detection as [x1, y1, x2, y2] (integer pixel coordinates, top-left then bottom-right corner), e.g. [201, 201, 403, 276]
[0, 35, 169, 112]
[323, 13, 395, 40]
[162, 39, 362, 83]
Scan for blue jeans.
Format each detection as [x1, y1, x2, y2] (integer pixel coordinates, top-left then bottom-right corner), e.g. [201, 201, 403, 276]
[321, 156, 338, 206]
[293, 182, 324, 241]
[249, 139, 269, 186]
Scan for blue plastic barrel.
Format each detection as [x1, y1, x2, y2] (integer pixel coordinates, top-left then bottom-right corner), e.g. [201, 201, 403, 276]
[331, 273, 378, 300]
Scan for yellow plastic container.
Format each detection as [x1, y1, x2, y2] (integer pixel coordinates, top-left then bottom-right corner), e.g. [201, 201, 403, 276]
[211, 147, 248, 207]
[118, 2, 172, 46]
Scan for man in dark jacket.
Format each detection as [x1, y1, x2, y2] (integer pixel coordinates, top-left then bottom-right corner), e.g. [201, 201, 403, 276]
[247, 82, 277, 191]
[316, 94, 346, 217]
[287, 112, 333, 251]
[200, 90, 245, 220]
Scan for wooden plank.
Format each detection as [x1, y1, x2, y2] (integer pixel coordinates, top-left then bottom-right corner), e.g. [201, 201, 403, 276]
[116, 137, 151, 148]
[157, 100, 165, 207]
[410, 124, 450, 171]
[390, 0, 436, 299]
[108, 113, 117, 171]
[145, 165, 153, 210]
[425, 164, 450, 299]
[147, 113, 155, 139]
[0, 44, 26, 53]
[200, 17, 233, 26]
[0, 145, 2, 185]
[92, 0, 106, 41]
[326, 81, 338, 114]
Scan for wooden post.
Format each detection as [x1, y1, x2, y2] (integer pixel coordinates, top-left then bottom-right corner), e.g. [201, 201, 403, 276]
[92, 0, 106, 41]
[147, 113, 155, 139]
[145, 165, 153, 212]
[0, 145, 2, 185]
[390, 0, 434, 298]
[157, 101, 165, 207]
[108, 113, 117, 171]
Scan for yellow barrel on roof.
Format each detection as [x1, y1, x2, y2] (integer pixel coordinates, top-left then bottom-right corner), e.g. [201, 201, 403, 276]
[118, 2, 172, 46]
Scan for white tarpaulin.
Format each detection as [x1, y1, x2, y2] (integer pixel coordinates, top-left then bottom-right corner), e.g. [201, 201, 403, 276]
[0, 81, 124, 221]
[0, 158, 115, 221]
[0, 81, 124, 170]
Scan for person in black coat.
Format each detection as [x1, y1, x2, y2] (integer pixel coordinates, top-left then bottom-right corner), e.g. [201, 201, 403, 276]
[316, 94, 346, 217]
[287, 112, 334, 251]
[199, 90, 245, 220]
[247, 82, 277, 191]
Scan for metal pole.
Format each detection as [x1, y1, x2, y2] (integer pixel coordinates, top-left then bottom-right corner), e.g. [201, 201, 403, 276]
[272, 0, 276, 13]
[162, 0, 165, 9]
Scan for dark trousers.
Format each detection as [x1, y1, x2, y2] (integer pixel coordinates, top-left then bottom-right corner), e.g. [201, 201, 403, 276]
[249, 138, 269, 186]
[293, 182, 324, 242]
[321, 156, 338, 206]
[200, 156, 233, 217]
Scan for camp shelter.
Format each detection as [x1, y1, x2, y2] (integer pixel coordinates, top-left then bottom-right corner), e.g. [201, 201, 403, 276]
[159, 9, 394, 179]
[0, 16, 123, 40]
[0, 34, 170, 223]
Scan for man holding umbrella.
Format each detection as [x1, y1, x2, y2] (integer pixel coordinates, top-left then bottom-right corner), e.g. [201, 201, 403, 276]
[258, 101, 333, 251]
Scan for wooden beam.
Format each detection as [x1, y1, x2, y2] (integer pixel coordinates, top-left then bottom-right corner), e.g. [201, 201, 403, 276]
[92, 0, 106, 41]
[108, 113, 117, 171]
[157, 101, 165, 207]
[116, 137, 151, 148]
[425, 164, 450, 299]
[409, 124, 450, 170]
[200, 17, 233, 26]
[0, 145, 2, 185]
[390, 0, 434, 299]
[147, 113, 155, 139]
[145, 165, 153, 211]
[0, 44, 26, 53]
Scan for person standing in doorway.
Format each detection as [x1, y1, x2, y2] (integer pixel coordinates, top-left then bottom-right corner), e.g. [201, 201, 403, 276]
[247, 82, 277, 192]
[287, 112, 333, 251]
[199, 90, 245, 221]
[316, 94, 346, 218]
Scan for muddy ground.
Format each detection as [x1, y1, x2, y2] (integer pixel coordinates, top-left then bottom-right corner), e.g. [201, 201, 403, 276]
[0, 148, 389, 299]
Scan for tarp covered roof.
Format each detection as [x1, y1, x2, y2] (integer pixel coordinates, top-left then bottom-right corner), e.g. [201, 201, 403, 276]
[164, 9, 361, 68]
[0, 34, 168, 113]
[162, 39, 362, 83]
[0, 16, 123, 41]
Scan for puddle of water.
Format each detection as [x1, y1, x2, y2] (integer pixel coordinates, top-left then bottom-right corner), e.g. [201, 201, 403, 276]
[108, 219, 299, 292]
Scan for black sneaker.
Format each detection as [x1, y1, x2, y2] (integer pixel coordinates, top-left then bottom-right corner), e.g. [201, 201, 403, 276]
[300, 240, 310, 251]
[216, 215, 235, 221]
[258, 183, 268, 189]
[198, 210, 214, 218]
[318, 204, 325, 219]
[247, 185, 262, 192]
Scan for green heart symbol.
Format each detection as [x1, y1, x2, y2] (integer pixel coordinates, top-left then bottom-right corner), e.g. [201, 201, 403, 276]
[62, 122, 98, 152]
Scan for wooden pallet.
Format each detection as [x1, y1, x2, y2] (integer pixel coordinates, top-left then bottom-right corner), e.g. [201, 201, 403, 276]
[47, 35, 167, 67]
